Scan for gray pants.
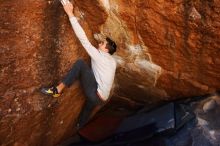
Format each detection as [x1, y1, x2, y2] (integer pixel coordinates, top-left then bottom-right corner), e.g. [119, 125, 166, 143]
[62, 59, 102, 128]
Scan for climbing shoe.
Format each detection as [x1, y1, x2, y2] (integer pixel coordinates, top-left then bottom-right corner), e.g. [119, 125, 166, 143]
[41, 86, 61, 97]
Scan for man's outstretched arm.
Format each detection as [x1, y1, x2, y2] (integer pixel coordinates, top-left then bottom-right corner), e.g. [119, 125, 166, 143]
[61, 0, 100, 60]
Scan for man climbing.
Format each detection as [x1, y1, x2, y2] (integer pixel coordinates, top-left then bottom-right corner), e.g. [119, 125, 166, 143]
[41, 0, 117, 129]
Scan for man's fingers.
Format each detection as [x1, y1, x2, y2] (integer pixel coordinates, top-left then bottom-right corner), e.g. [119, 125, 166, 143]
[60, 0, 71, 6]
[60, 0, 67, 5]
[60, 0, 64, 5]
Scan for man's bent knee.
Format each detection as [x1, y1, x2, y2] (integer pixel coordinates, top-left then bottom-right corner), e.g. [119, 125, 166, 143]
[72, 59, 86, 69]
[75, 59, 85, 65]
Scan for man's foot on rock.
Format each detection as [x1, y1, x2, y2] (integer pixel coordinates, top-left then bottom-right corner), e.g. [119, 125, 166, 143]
[41, 86, 61, 98]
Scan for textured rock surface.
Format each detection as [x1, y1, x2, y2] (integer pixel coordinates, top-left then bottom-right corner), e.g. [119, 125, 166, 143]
[0, 0, 105, 145]
[105, 0, 220, 101]
[0, 0, 220, 145]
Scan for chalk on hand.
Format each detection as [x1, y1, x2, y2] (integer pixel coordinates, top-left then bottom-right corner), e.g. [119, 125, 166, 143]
[60, 0, 70, 5]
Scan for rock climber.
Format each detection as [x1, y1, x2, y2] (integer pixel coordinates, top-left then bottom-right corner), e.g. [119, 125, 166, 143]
[41, 0, 117, 129]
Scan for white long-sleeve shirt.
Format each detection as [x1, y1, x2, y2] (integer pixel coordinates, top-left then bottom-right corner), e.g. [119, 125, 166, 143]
[69, 16, 116, 101]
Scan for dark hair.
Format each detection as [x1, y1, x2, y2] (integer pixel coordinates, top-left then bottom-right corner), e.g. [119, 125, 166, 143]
[106, 37, 117, 55]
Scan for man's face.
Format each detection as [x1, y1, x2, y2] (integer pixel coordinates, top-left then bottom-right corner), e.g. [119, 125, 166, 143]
[98, 40, 108, 52]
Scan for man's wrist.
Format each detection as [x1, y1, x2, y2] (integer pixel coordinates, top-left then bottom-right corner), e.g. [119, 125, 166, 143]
[68, 13, 74, 18]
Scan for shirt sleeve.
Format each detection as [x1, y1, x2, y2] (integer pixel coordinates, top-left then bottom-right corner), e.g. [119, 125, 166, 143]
[69, 16, 100, 60]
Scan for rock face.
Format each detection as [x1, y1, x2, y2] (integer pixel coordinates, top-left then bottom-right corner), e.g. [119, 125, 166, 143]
[107, 0, 220, 101]
[0, 0, 219, 145]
